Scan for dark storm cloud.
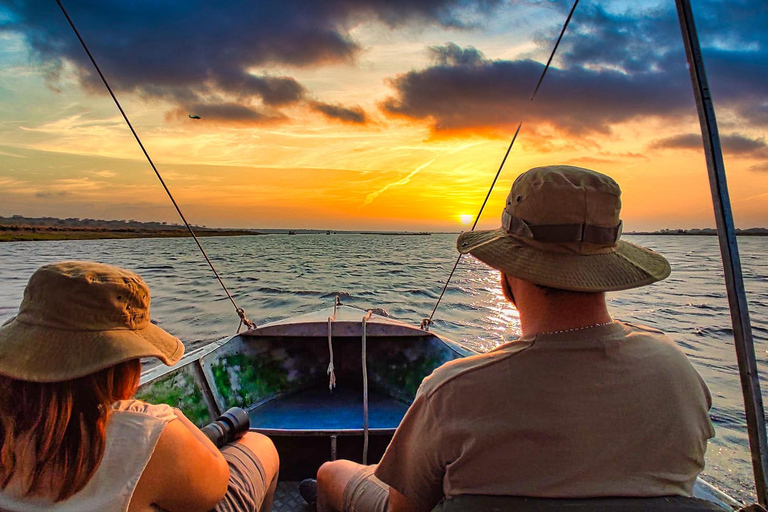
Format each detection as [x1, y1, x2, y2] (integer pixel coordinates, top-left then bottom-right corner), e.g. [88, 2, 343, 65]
[1, 0, 500, 121]
[309, 101, 368, 124]
[558, 0, 768, 126]
[650, 133, 768, 157]
[381, 43, 690, 135]
[382, 1, 768, 136]
[217, 76, 307, 107]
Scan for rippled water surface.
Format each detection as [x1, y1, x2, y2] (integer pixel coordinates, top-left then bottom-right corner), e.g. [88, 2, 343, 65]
[1, 234, 766, 502]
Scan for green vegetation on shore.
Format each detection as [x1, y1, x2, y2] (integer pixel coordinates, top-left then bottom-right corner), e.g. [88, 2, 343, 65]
[0, 215, 260, 242]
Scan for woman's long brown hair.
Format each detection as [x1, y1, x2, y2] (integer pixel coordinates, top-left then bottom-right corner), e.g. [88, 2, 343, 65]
[0, 359, 142, 502]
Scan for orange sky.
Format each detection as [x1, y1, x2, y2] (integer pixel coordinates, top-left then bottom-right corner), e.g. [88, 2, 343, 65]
[0, 1, 766, 231]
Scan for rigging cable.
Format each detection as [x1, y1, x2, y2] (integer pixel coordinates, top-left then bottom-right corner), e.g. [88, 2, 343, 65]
[361, 310, 373, 465]
[422, 0, 580, 331]
[55, 0, 256, 332]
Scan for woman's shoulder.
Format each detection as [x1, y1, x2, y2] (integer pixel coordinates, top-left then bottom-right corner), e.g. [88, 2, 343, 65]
[111, 399, 177, 422]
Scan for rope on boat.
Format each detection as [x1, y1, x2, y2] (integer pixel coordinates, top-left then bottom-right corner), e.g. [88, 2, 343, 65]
[327, 296, 342, 391]
[56, 0, 256, 334]
[361, 310, 373, 465]
[421, 0, 580, 331]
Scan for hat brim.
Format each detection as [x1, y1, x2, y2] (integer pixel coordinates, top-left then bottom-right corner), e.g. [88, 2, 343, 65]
[0, 318, 184, 382]
[457, 228, 671, 292]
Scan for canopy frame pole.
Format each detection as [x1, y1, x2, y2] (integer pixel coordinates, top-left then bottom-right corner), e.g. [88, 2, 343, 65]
[675, 0, 768, 504]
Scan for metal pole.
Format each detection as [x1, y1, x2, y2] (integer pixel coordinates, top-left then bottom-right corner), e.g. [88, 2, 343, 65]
[675, 0, 768, 504]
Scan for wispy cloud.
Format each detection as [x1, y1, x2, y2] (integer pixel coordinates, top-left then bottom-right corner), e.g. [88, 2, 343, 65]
[0, 177, 25, 188]
[361, 158, 435, 208]
[90, 170, 117, 178]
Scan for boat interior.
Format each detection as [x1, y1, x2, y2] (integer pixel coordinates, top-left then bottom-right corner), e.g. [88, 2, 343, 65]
[137, 305, 468, 482]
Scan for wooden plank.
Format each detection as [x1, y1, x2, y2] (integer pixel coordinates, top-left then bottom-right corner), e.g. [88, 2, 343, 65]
[193, 359, 221, 419]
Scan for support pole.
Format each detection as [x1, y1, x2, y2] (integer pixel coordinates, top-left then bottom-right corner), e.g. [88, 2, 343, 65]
[675, 0, 768, 505]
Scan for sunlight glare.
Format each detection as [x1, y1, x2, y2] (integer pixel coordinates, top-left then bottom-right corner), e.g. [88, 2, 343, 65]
[459, 214, 474, 225]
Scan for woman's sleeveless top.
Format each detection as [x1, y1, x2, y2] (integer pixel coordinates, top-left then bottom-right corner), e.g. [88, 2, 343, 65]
[0, 399, 176, 512]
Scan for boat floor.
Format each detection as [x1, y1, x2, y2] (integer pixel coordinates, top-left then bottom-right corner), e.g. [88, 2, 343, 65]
[250, 384, 409, 430]
[274, 481, 313, 512]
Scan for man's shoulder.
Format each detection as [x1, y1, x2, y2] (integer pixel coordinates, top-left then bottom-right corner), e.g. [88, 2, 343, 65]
[620, 321, 681, 351]
[419, 340, 534, 399]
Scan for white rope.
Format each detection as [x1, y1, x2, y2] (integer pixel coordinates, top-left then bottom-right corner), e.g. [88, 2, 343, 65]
[327, 317, 336, 391]
[327, 296, 341, 391]
[362, 310, 373, 465]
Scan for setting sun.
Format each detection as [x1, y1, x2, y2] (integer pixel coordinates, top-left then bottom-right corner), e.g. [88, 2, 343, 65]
[459, 214, 474, 225]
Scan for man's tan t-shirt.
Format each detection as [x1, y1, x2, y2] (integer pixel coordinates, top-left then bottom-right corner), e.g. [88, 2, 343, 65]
[375, 322, 715, 509]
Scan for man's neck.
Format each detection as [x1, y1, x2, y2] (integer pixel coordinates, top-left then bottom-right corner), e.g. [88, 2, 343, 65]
[518, 294, 612, 337]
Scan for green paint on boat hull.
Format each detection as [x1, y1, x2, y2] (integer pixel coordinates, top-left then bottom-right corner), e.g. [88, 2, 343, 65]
[136, 370, 210, 427]
[369, 338, 457, 402]
[211, 352, 308, 409]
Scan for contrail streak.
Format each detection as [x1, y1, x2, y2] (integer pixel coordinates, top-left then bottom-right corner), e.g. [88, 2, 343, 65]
[361, 158, 435, 208]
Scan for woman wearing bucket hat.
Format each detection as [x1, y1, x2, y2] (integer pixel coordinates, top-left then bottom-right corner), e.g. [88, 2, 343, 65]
[0, 261, 278, 512]
[314, 166, 716, 512]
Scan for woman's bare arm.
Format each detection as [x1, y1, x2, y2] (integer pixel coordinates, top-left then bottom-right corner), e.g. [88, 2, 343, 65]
[170, 408, 223, 458]
[131, 411, 229, 512]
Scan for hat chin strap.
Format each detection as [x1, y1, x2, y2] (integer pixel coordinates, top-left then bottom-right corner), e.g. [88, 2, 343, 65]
[502, 211, 623, 244]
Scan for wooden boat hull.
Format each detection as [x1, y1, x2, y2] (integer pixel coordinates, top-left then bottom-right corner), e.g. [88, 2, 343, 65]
[138, 305, 469, 478]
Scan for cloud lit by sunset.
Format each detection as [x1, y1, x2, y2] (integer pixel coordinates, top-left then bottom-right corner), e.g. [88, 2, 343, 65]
[0, 0, 766, 230]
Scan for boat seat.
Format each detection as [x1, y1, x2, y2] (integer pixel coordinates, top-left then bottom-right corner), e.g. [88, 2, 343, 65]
[434, 494, 727, 511]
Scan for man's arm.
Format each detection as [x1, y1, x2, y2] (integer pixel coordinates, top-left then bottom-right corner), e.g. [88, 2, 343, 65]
[376, 391, 449, 511]
[389, 487, 436, 512]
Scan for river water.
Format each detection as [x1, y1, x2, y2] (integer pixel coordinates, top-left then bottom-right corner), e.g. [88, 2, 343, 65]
[1, 234, 766, 502]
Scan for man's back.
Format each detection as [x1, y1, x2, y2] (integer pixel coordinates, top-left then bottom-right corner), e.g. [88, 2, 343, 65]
[375, 322, 714, 506]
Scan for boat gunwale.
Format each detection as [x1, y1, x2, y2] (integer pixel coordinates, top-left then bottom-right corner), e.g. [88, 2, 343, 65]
[251, 427, 397, 437]
[139, 310, 476, 389]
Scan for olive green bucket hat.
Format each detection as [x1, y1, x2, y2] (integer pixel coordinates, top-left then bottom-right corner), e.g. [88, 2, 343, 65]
[457, 165, 671, 292]
[0, 261, 184, 382]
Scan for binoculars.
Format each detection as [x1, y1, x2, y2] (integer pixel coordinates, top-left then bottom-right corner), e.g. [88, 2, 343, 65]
[201, 407, 250, 448]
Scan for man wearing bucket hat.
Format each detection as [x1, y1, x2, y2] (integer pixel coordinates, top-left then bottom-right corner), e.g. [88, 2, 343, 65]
[312, 166, 715, 512]
[0, 261, 279, 512]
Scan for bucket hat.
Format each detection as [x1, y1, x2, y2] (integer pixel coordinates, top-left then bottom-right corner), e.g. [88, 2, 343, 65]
[0, 261, 184, 382]
[457, 165, 671, 292]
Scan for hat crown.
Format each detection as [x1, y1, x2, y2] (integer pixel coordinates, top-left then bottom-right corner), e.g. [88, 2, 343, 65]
[17, 261, 151, 332]
[456, 164, 670, 293]
[506, 165, 621, 229]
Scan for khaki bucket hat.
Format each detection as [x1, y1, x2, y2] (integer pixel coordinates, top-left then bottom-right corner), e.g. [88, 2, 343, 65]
[457, 165, 671, 292]
[0, 261, 184, 382]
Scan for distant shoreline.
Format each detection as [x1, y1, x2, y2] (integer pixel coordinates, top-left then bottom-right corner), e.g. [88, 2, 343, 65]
[2, 215, 767, 242]
[0, 228, 442, 242]
[0, 227, 262, 243]
[626, 230, 768, 237]
[7, 229, 767, 243]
